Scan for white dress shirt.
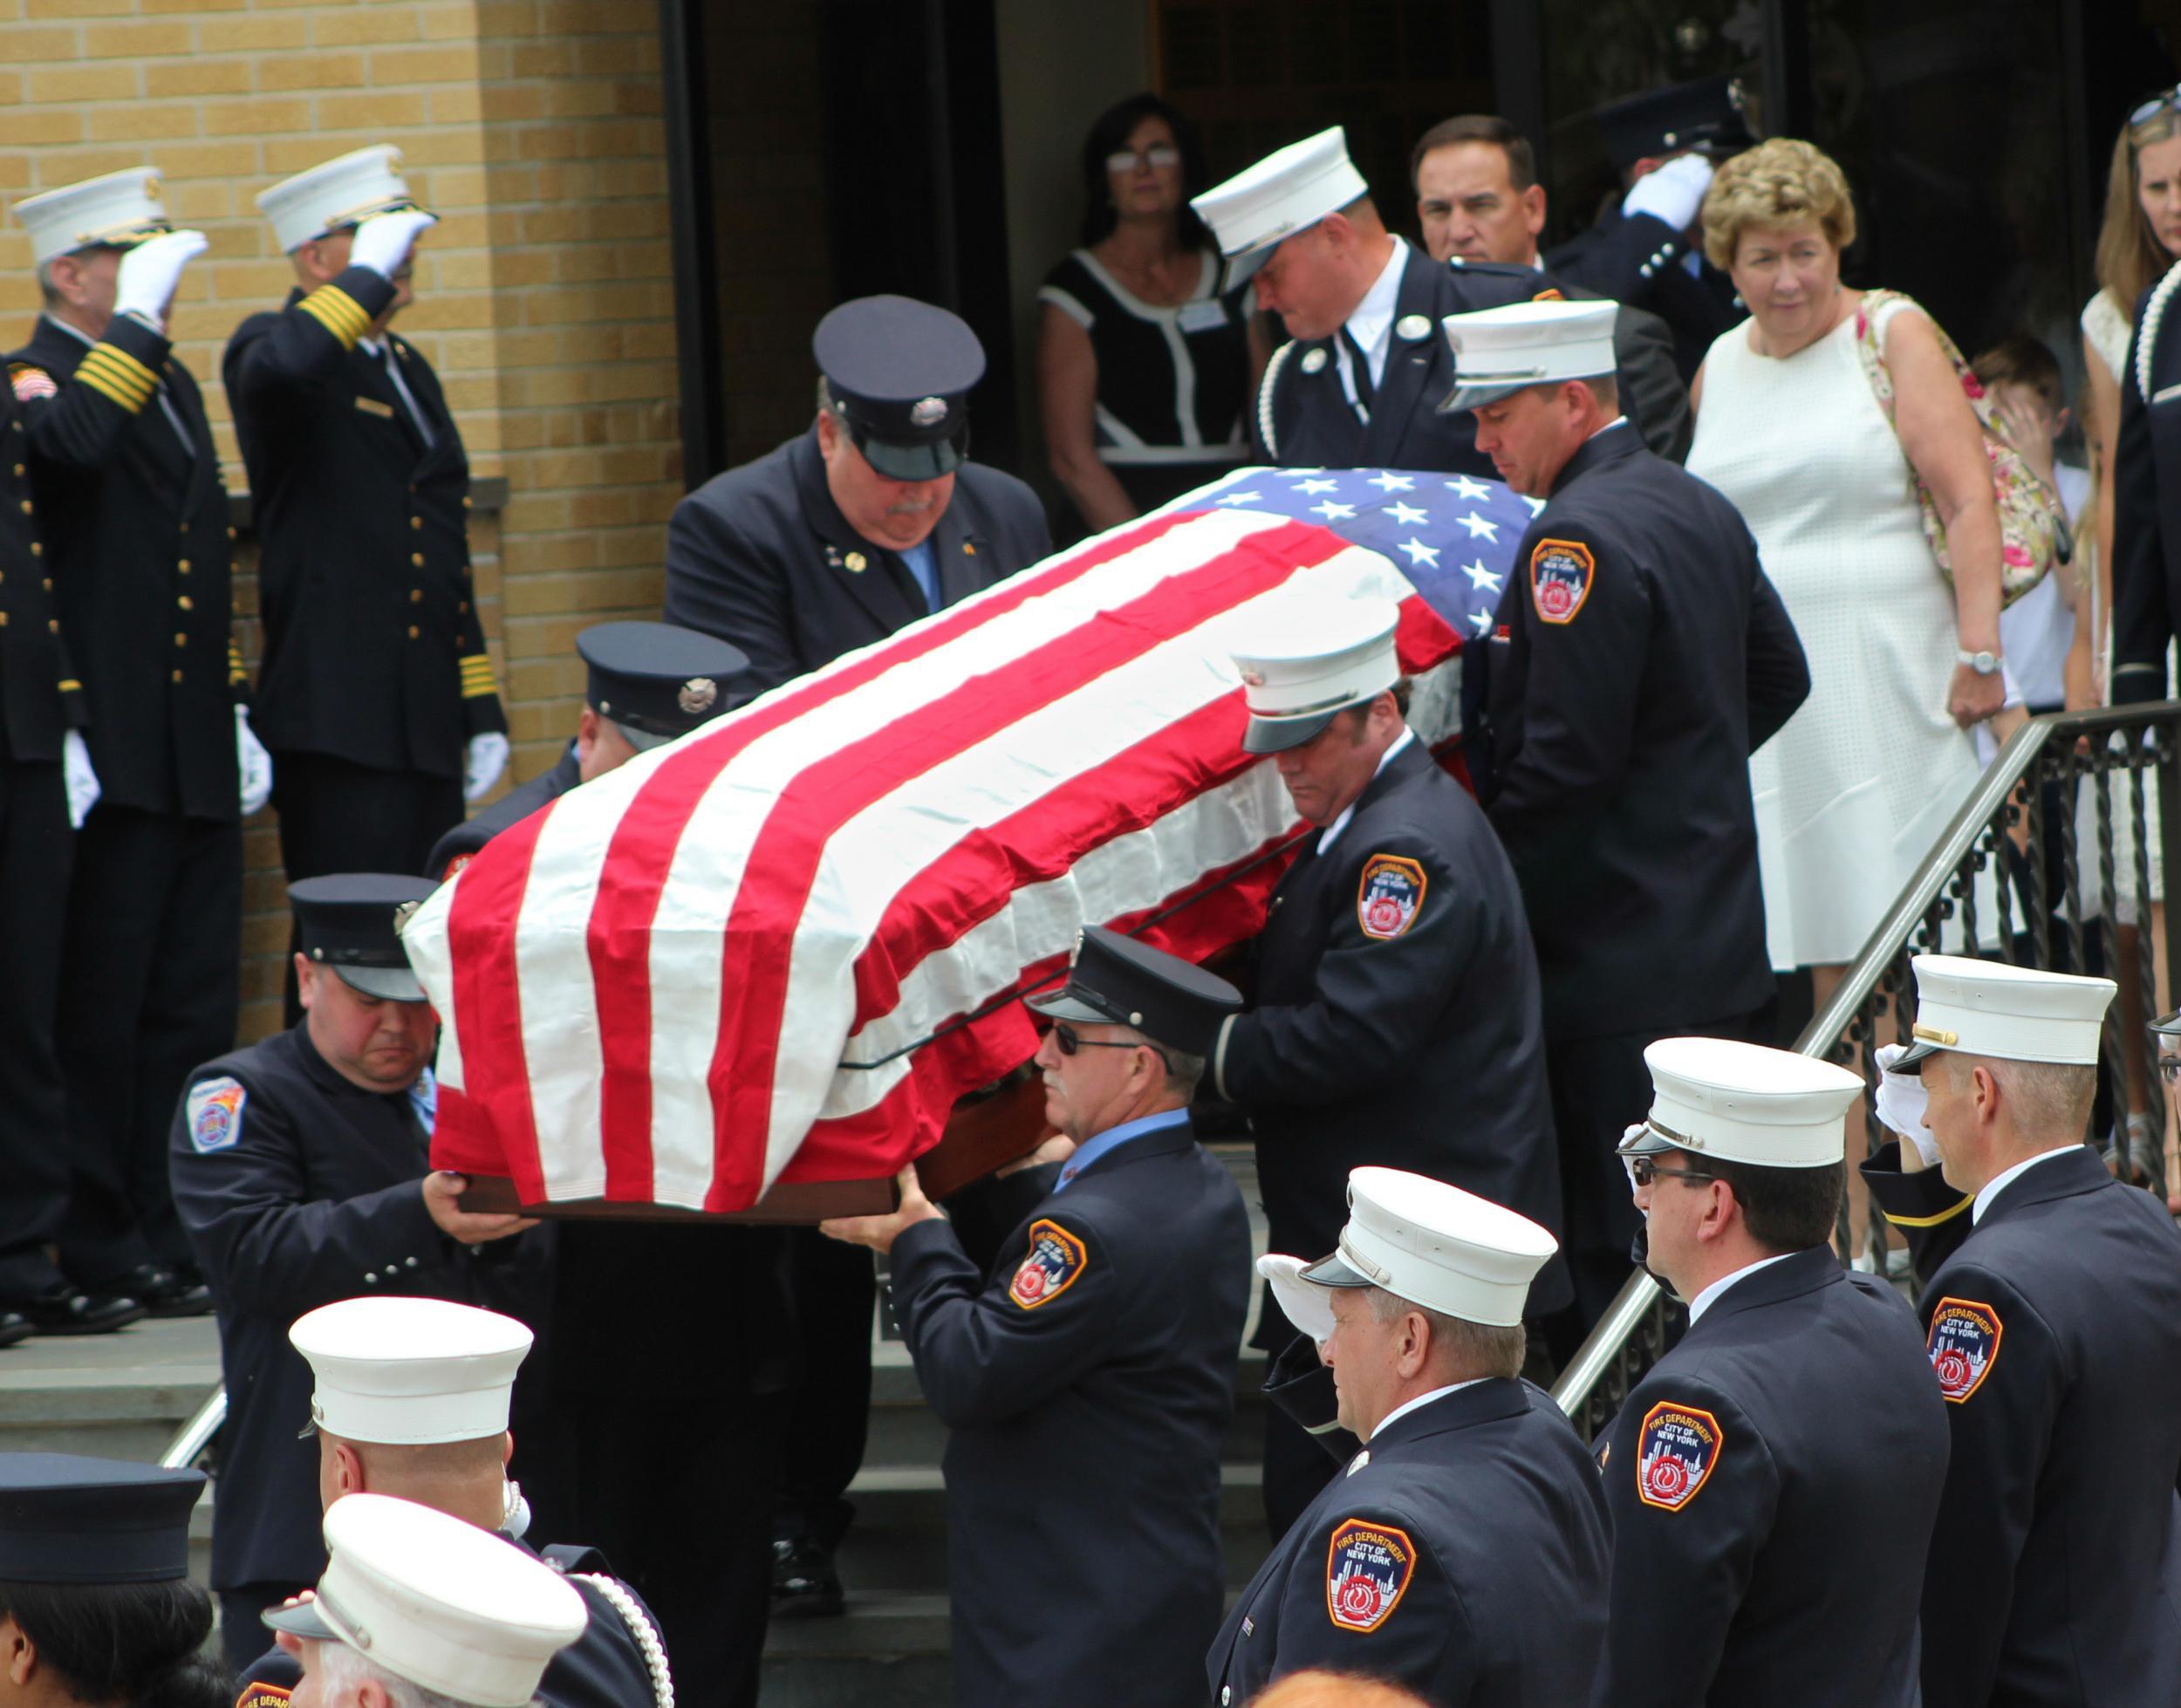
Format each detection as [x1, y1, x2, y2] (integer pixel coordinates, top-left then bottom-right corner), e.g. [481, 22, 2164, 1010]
[1334, 236, 1412, 417]
[1685, 1251, 1795, 1326]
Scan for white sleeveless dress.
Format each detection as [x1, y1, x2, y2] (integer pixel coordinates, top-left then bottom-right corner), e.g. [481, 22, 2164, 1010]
[1689, 305, 1984, 969]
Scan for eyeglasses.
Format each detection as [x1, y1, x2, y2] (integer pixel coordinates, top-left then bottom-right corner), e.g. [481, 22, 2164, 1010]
[1624, 1155, 1717, 1189]
[2158, 1056, 2181, 1085]
[2131, 85, 2181, 130]
[1106, 145, 1181, 174]
[1051, 1021, 1171, 1071]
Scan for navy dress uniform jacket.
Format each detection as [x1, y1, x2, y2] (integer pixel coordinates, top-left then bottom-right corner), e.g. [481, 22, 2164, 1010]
[0, 384, 86, 762]
[1214, 739, 1569, 1323]
[1470, 422, 1807, 1041]
[10, 312, 241, 818]
[1209, 1378, 1610, 1707]
[1250, 246, 1688, 475]
[425, 743, 581, 880]
[2110, 269, 2181, 707]
[225, 265, 504, 779]
[1861, 1138, 1974, 1285]
[1915, 1144, 2181, 1707]
[886, 1118, 1250, 1707]
[168, 1024, 544, 1590]
[660, 427, 1050, 701]
[236, 1539, 666, 1708]
[1548, 211, 1742, 383]
[1592, 1246, 1950, 1707]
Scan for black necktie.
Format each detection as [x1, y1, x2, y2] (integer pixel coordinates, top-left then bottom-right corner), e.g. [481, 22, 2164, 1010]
[1339, 325, 1377, 418]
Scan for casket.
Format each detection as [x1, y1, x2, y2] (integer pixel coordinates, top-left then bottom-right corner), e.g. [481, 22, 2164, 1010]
[402, 466, 1535, 1220]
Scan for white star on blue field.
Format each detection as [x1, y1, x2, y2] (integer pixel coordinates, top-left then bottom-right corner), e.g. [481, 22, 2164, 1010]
[1193, 467, 1530, 643]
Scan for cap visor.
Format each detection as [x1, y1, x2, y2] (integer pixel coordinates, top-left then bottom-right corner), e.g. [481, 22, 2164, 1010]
[1219, 244, 1271, 290]
[332, 964, 428, 1003]
[1614, 1124, 1676, 1158]
[2151, 1008, 2181, 1037]
[858, 434, 967, 482]
[1023, 990, 1112, 1025]
[1888, 1040, 1940, 1069]
[1242, 711, 1337, 755]
[262, 1598, 338, 1642]
[1297, 1251, 1373, 1288]
[1437, 379, 1526, 415]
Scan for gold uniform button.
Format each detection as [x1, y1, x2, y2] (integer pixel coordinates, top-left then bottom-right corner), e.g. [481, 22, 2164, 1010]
[42, 578, 51, 592]
[177, 595, 194, 611]
[410, 552, 424, 567]
[462, 495, 473, 509]
[227, 526, 236, 540]
[458, 601, 468, 614]
[407, 625, 420, 639]
[411, 516, 422, 530]
[172, 668, 183, 683]
[49, 618, 58, 633]
[27, 542, 38, 557]
[0, 611, 10, 627]
[177, 558, 189, 572]
[18, 499, 31, 515]
[409, 589, 422, 603]
[173, 632, 186, 646]
[10, 464, 20, 477]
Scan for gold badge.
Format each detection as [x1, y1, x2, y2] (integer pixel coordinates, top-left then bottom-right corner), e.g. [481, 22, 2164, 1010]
[844, 551, 866, 572]
[679, 677, 718, 715]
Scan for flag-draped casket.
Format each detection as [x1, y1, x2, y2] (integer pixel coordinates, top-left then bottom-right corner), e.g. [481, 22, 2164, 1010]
[401, 467, 1535, 1213]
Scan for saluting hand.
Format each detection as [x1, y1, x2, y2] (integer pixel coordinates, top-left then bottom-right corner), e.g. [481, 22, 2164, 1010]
[422, 1170, 538, 1245]
[819, 1165, 946, 1256]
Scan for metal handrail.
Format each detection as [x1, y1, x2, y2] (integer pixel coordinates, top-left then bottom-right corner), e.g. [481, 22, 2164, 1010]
[159, 1385, 225, 1471]
[1551, 700, 2181, 1426]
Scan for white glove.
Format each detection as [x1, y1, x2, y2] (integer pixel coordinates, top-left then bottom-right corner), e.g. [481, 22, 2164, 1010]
[113, 229, 209, 329]
[1256, 1253, 1337, 1346]
[236, 706, 272, 816]
[1874, 1042, 1940, 1165]
[1623, 153, 1716, 232]
[349, 208, 437, 281]
[60, 729, 99, 830]
[463, 731, 509, 803]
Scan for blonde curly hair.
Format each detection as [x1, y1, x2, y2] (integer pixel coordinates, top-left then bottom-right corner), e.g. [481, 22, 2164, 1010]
[1700, 137, 1857, 271]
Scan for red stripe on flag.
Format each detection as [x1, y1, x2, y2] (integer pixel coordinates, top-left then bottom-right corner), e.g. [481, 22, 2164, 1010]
[435, 805, 553, 1204]
[703, 516, 1350, 1210]
[582, 508, 1207, 1201]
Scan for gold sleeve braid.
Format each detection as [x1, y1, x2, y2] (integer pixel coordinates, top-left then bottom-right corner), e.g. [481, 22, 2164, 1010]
[294, 283, 371, 349]
[459, 652, 501, 700]
[73, 344, 159, 413]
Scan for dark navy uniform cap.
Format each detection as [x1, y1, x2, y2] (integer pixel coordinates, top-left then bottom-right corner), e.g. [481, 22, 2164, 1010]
[576, 620, 749, 748]
[1594, 75, 1757, 172]
[1025, 926, 1243, 1057]
[813, 294, 985, 482]
[291, 873, 439, 1003]
[0, 1453, 204, 1583]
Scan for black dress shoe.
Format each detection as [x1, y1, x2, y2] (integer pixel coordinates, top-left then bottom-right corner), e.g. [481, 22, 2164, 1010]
[769, 1536, 844, 1618]
[98, 1264, 212, 1319]
[21, 1286, 145, 1336]
[0, 1311, 29, 1349]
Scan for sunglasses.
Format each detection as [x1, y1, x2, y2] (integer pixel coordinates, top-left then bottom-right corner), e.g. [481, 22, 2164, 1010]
[1050, 1021, 1171, 1071]
[2132, 85, 2181, 129]
[1624, 1154, 1717, 1189]
[1107, 145, 1181, 174]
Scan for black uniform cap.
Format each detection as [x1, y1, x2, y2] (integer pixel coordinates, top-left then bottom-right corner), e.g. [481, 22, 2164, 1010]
[291, 873, 439, 1003]
[1594, 75, 1757, 174]
[576, 620, 750, 747]
[813, 294, 985, 482]
[1025, 926, 1243, 1058]
[0, 1453, 205, 1584]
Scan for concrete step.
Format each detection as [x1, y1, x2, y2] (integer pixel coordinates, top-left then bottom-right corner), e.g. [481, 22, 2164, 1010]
[0, 1315, 220, 1461]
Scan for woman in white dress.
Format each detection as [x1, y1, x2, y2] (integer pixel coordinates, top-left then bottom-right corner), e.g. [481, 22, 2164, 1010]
[2074, 92, 2181, 1198]
[1685, 139, 2007, 1254]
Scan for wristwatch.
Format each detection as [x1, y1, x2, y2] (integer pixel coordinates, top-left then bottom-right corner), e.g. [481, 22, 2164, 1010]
[1957, 649, 2003, 676]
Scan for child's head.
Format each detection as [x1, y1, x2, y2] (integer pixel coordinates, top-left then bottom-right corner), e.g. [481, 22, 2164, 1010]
[1972, 333, 2068, 442]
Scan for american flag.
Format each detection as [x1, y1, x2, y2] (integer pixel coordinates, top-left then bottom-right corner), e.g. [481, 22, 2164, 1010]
[402, 467, 1537, 1211]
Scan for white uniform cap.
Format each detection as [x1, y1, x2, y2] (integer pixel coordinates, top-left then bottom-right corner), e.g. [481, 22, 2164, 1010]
[1299, 1166, 1558, 1329]
[256, 145, 423, 254]
[1190, 126, 1369, 263]
[290, 1297, 531, 1446]
[1439, 298, 1620, 414]
[264, 1493, 585, 1708]
[12, 169, 170, 267]
[1227, 594, 1399, 755]
[1618, 1037, 1863, 1168]
[1891, 953, 2116, 1069]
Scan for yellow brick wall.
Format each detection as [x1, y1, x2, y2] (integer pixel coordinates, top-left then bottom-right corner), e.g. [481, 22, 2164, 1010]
[0, 0, 680, 1041]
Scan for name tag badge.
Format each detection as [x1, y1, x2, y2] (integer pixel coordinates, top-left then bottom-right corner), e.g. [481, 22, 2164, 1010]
[2154, 382, 2181, 407]
[1177, 298, 1228, 334]
[354, 396, 395, 419]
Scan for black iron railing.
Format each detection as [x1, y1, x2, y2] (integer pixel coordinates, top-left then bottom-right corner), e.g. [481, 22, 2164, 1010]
[1550, 702, 2181, 1440]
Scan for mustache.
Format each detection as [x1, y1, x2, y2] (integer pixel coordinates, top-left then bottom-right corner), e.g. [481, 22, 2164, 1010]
[887, 496, 937, 516]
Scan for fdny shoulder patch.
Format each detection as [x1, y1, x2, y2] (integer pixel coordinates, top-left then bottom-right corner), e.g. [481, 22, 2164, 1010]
[186, 1076, 247, 1154]
[1529, 536, 1596, 625]
[236, 1687, 292, 1708]
[1635, 1400, 1724, 1512]
[1531, 286, 1567, 302]
[1926, 1296, 2003, 1403]
[9, 364, 56, 403]
[1008, 1219, 1087, 1310]
[1324, 1518, 1416, 1633]
[1357, 853, 1427, 942]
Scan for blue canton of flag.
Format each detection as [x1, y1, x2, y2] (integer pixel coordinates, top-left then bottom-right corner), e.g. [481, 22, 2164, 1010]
[1179, 466, 1540, 641]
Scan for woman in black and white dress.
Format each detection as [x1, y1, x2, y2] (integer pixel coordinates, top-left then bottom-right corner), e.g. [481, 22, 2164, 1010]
[1037, 92, 1252, 535]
